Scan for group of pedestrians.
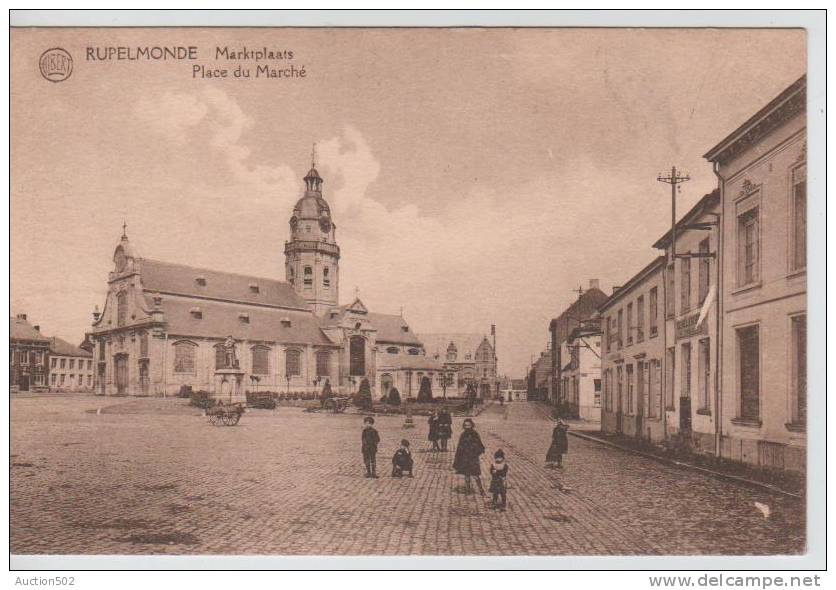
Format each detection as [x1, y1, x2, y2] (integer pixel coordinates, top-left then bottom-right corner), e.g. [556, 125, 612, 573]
[359, 410, 570, 512]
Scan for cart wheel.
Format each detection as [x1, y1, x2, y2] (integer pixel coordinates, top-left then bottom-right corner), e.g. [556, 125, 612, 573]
[230, 413, 241, 426]
[208, 413, 217, 425]
[221, 414, 231, 426]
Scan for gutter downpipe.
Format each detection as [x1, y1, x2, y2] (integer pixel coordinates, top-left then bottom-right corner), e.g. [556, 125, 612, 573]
[712, 161, 725, 460]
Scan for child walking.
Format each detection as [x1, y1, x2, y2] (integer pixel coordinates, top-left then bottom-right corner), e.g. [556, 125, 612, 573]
[489, 449, 509, 511]
[391, 439, 414, 478]
[361, 416, 380, 478]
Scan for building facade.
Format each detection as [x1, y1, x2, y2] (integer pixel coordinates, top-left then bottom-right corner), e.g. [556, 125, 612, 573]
[549, 281, 608, 407]
[653, 191, 721, 454]
[562, 320, 603, 421]
[600, 257, 667, 441]
[705, 75, 806, 473]
[419, 332, 498, 398]
[10, 314, 49, 392]
[48, 337, 94, 392]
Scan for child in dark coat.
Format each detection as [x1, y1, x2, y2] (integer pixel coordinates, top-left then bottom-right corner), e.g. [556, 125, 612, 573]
[391, 439, 414, 478]
[361, 416, 380, 478]
[546, 419, 569, 468]
[489, 449, 509, 511]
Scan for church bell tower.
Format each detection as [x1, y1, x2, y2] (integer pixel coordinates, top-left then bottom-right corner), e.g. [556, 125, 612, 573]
[284, 150, 340, 315]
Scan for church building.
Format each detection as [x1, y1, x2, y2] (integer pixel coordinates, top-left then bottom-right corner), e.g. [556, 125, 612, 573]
[90, 157, 471, 400]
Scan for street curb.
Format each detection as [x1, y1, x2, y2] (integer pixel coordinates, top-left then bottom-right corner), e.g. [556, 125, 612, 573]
[568, 430, 803, 500]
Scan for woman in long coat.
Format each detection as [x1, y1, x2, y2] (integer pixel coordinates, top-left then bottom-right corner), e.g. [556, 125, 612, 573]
[453, 418, 486, 495]
[427, 410, 440, 451]
[546, 419, 569, 468]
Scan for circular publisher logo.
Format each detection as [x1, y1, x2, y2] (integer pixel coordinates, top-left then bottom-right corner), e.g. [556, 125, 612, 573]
[39, 48, 73, 82]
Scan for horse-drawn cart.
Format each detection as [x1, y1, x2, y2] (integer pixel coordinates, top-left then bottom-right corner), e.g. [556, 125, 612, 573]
[206, 402, 245, 426]
[322, 396, 351, 413]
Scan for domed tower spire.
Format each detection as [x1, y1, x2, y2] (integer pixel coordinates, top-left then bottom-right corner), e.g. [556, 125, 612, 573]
[304, 143, 323, 193]
[285, 150, 340, 315]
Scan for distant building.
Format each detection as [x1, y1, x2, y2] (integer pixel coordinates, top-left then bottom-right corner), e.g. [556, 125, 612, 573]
[530, 348, 552, 401]
[600, 258, 667, 441]
[705, 75, 806, 473]
[48, 337, 94, 392]
[549, 281, 609, 406]
[653, 190, 721, 454]
[501, 378, 528, 402]
[419, 332, 498, 399]
[10, 314, 49, 392]
[562, 319, 603, 421]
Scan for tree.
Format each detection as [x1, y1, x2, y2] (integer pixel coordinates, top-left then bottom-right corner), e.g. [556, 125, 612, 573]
[387, 386, 401, 406]
[354, 377, 373, 410]
[416, 376, 433, 403]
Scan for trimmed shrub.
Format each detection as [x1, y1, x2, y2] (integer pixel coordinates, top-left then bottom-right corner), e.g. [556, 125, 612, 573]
[189, 389, 214, 409]
[177, 384, 193, 399]
[354, 378, 373, 410]
[416, 376, 433, 403]
[387, 387, 402, 406]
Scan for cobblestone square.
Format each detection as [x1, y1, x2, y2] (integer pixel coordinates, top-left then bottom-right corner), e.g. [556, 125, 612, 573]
[11, 396, 805, 556]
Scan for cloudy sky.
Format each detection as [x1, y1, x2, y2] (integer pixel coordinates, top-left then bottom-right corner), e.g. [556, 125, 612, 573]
[11, 28, 805, 375]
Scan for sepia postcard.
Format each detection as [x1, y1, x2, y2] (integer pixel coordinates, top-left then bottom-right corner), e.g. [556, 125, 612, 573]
[8, 10, 826, 572]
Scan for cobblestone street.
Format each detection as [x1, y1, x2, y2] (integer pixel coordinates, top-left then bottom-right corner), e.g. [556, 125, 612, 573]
[11, 396, 805, 556]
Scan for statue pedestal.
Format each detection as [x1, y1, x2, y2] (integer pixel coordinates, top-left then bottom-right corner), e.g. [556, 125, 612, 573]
[214, 369, 246, 403]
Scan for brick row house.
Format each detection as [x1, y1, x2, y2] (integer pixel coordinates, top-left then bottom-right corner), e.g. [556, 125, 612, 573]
[10, 314, 50, 392]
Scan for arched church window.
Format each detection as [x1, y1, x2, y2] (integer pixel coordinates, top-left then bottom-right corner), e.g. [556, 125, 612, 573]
[214, 343, 226, 370]
[251, 346, 269, 375]
[323, 266, 330, 288]
[139, 331, 149, 358]
[285, 349, 301, 377]
[315, 350, 330, 377]
[303, 266, 312, 287]
[173, 341, 196, 374]
[117, 292, 127, 327]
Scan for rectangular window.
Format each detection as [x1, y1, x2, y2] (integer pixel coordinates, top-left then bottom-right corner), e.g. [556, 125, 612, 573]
[737, 325, 760, 420]
[792, 165, 807, 271]
[737, 207, 760, 287]
[649, 287, 658, 337]
[665, 347, 675, 409]
[69, 359, 75, 369]
[593, 378, 602, 408]
[636, 296, 645, 342]
[616, 366, 623, 414]
[647, 359, 661, 419]
[617, 309, 624, 350]
[626, 303, 634, 346]
[680, 257, 691, 313]
[140, 332, 149, 358]
[636, 360, 645, 416]
[60, 358, 66, 369]
[699, 238, 711, 304]
[790, 315, 806, 425]
[99, 344, 105, 361]
[88, 375, 93, 386]
[60, 374, 65, 385]
[51, 373, 56, 385]
[174, 343, 195, 374]
[698, 338, 711, 411]
[681, 343, 691, 399]
[626, 365, 634, 415]
[51, 357, 56, 368]
[666, 264, 675, 318]
[316, 351, 330, 377]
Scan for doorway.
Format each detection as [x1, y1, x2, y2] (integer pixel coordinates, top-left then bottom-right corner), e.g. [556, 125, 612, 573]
[115, 354, 128, 395]
[349, 336, 365, 376]
[19, 373, 30, 392]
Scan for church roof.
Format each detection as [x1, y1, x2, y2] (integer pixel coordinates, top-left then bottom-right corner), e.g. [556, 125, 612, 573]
[139, 259, 310, 311]
[10, 316, 49, 342]
[152, 296, 334, 345]
[49, 336, 93, 358]
[366, 312, 423, 346]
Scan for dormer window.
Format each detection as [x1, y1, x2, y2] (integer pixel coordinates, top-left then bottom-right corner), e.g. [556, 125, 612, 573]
[387, 346, 399, 354]
[195, 276, 206, 286]
[249, 283, 259, 294]
[281, 317, 292, 328]
[408, 348, 420, 356]
[190, 307, 203, 319]
[238, 312, 250, 323]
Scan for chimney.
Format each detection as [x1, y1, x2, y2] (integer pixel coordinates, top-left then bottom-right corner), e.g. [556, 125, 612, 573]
[589, 279, 600, 291]
[16, 313, 26, 321]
